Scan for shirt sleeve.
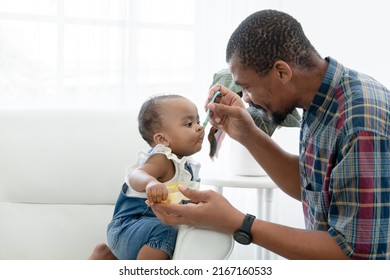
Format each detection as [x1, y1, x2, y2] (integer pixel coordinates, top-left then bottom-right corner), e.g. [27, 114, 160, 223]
[328, 130, 390, 259]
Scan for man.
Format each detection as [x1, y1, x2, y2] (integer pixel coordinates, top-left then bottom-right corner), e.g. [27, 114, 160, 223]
[151, 9, 390, 259]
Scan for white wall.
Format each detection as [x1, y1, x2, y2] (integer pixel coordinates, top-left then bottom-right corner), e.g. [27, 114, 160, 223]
[280, 0, 389, 88]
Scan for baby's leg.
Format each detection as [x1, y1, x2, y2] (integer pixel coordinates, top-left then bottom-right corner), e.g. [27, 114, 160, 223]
[88, 243, 118, 260]
[137, 245, 169, 260]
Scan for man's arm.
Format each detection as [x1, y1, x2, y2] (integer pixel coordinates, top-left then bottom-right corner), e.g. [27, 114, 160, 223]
[251, 219, 348, 259]
[150, 187, 349, 259]
[241, 125, 301, 200]
[207, 93, 301, 200]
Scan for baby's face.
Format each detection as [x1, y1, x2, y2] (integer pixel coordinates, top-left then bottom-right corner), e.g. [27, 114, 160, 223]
[159, 97, 204, 157]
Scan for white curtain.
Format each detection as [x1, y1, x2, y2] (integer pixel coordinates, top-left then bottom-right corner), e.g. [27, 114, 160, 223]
[0, 0, 279, 113]
[1, 0, 388, 110]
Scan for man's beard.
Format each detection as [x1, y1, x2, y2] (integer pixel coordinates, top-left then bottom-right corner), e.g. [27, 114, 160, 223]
[249, 101, 293, 126]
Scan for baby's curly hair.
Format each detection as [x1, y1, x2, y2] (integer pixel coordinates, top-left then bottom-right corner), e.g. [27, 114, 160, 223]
[226, 9, 320, 75]
[138, 94, 184, 146]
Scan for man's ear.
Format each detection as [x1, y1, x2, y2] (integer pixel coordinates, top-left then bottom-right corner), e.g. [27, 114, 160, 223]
[154, 133, 170, 146]
[273, 60, 292, 84]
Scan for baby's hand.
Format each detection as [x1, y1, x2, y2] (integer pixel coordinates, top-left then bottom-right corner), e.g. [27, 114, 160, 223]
[146, 182, 168, 204]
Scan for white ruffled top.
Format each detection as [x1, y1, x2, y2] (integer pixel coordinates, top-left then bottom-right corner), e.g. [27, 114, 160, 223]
[125, 144, 200, 198]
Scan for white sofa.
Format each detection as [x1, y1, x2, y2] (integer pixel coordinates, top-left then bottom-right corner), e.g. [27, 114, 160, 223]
[0, 109, 233, 260]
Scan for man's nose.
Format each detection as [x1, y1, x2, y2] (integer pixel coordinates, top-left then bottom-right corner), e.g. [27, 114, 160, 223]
[242, 90, 252, 103]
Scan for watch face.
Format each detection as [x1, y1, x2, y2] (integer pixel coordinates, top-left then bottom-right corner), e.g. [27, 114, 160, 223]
[233, 231, 251, 245]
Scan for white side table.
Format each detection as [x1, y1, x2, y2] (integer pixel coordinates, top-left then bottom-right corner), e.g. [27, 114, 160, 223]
[200, 169, 277, 260]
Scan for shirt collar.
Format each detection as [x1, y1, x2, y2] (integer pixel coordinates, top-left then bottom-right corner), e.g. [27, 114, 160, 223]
[303, 57, 344, 131]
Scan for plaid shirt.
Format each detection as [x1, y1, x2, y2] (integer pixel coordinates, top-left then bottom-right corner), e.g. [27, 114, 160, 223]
[300, 57, 390, 259]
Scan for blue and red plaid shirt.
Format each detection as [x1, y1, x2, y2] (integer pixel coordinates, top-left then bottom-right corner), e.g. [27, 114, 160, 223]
[300, 57, 390, 259]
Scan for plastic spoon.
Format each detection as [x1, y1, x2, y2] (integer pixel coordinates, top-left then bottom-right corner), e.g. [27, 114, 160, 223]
[202, 91, 221, 129]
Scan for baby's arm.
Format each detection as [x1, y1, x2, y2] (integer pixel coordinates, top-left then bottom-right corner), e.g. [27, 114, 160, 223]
[129, 153, 174, 203]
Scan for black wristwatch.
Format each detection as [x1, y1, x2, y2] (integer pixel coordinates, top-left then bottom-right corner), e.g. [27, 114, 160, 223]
[233, 213, 256, 245]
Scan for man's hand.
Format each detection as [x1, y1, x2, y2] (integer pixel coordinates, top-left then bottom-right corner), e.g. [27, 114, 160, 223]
[149, 185, 245, 234]
[207, 85, 256, 143]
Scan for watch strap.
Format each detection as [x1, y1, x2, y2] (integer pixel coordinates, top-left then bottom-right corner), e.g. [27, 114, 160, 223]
[240, 213, 255, 234]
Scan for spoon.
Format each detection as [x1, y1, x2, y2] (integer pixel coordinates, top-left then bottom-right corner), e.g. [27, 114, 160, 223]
[202, 91, 221, 129]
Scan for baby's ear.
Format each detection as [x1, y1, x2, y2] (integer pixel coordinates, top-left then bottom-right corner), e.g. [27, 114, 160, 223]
[153, 133, 170, 146]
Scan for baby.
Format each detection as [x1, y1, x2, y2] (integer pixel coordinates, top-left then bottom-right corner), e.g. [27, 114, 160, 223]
[105, 94, 204, 260]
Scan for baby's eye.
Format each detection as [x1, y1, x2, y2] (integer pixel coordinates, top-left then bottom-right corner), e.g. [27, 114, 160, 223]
[185, 122, 193, 128]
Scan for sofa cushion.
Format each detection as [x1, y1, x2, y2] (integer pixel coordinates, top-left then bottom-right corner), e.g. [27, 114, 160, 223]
[0, 109, 148, 204]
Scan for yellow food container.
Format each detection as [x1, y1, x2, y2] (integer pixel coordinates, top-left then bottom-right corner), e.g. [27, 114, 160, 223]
[163, 181, 200, 204]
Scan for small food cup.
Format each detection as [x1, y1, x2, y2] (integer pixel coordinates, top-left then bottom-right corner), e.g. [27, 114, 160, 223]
[163, 181, 200, 204]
